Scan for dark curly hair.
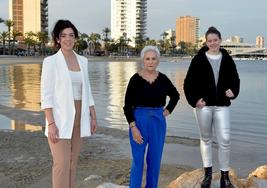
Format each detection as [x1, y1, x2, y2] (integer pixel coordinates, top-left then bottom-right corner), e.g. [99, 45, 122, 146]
[52, 20, 79, 48]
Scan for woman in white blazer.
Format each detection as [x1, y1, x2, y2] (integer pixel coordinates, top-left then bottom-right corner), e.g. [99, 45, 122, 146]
[41, 20, 97, 188]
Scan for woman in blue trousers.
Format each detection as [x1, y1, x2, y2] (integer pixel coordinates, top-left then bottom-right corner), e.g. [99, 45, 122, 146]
[123, 46, 180, 188]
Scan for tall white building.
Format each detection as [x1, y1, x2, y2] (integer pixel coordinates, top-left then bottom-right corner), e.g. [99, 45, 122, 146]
[111, 0, 147, 47]
[256, 35, 264, 48]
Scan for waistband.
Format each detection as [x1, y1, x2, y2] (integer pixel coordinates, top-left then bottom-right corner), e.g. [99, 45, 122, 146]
[135, 106, 163, 111]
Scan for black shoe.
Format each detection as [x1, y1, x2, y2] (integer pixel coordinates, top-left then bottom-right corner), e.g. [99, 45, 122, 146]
[201, 167, 212, 188]
[220, 171, 235, 188]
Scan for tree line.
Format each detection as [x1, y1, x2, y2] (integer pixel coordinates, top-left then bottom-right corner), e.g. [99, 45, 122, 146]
[0, 18, 199, 56]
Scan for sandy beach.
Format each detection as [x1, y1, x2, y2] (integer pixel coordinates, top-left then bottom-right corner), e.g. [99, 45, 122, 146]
[0, 56, 196, 188]
[0, 114, 194, 188]
[0, 97, 196, 188]
[2, 56, 265, 187]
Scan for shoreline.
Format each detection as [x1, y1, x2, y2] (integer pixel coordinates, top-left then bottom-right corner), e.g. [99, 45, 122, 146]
[0, 104, 197, 188]
[0, 55, 266, 66]
[0, 104, 200, 147]
[0, 55, 192, 65]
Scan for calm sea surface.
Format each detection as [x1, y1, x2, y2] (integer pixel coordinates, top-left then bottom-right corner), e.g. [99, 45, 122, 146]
[0, 59, 266, 175]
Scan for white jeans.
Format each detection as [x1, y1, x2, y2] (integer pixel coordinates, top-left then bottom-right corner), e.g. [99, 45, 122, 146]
[194, 106, 231, 171]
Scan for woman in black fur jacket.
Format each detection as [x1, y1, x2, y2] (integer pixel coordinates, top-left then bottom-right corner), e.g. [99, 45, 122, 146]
[184, 26, 240, 188]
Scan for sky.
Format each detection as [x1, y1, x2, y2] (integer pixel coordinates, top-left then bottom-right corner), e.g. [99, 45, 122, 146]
[0, 0, 267, 44]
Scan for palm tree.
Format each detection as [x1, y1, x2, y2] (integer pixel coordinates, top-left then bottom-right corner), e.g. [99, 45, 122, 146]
[4, 19, 14, 55]
[157, 39, 165, 53]
[160, 32, 171, 54]
[76, 33, 88, 54]
[177, 41, 187, 55]
[160, 32, 168, 41]
[87, 33, 101, 55]
[177, 41, 197, 55]
[11, 30, 22, 55]
[170, 36, 176, 55]
[145, 37, 157, 46]
[80, 33, 88, 41]
[36, 31, 48, 56]
[0, 31, 8, 55]
[117, 36, 127, 54]
[134, 35, 145, 54]
[102, 27, 110, 55]
[24, 31, 37, 56]
[108, 38, 118, 53]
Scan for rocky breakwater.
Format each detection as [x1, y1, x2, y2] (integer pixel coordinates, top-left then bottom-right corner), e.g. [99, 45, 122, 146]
[166, 165, 267, 188]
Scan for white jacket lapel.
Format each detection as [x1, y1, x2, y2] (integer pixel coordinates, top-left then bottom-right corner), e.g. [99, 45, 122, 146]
[55, 49, 74, 101]
[74, 52, 89, 114]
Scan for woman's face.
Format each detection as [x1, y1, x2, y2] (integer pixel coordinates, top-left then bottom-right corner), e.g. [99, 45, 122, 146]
[58, 27, 76, 51]
[206, 33, 221, 53]
[143, 50, 159, 72]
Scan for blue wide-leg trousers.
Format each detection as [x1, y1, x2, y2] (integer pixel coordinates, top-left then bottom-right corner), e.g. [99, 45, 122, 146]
[129, 107, 166, 188]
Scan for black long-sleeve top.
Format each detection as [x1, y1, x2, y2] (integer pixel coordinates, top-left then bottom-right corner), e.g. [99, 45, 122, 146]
[123, 72, 180, 124]
[184, 46, 240, 108]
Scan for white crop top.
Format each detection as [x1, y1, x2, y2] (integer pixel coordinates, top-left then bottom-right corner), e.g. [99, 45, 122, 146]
[69, 71, 82, 100]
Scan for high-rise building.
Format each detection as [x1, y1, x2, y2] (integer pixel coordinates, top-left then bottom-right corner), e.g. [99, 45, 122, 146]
[111, 0, 147, 47]
[175, 16, 199, 46]
[230, 36, 244, 43]
[256, 35, 264, 48]
[9, 0, 48, 35]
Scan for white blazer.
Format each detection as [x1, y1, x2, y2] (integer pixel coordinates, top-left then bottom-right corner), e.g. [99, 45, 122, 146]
[41, 49, 95, 138]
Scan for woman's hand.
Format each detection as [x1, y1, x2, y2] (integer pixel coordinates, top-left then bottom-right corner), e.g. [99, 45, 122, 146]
[225, 89, 234, 98]
[130, 123, 143, 144]
[48, 123, 59, 144]
[91, 119, 97, 134]
[163, 109, 170, 117]
[196, 98, 206, 108]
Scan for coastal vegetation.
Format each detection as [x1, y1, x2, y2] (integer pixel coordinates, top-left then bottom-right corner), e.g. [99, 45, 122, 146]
[0, 17, 198, 57]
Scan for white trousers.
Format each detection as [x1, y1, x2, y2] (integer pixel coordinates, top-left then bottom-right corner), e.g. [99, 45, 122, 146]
[194, 106, 231, 171]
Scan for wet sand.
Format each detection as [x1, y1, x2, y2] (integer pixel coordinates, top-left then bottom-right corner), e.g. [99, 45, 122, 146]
[0, 128, 194, 188]
[0, 103, 197, 188]
[0, 56, 197, 188]
[1, 56, 263, 187]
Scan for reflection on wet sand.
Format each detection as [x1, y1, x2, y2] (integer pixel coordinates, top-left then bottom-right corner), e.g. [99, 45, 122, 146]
[0, 113, 43, 132]
[10, 120, 43, 132]
[7, 64, 42, 111]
